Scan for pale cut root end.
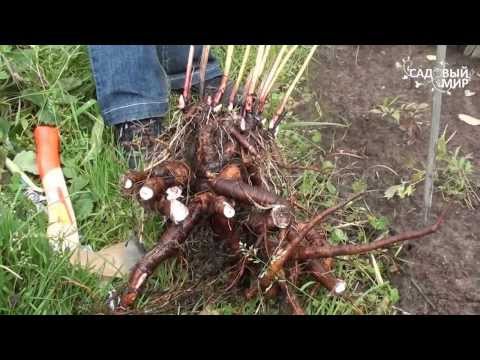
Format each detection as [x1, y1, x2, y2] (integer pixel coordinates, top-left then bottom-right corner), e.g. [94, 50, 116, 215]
[240, 118, 246, 131]
[178, 95, 186, 109]
[271, 205, 290, 229]
[166, 186, 183, 200]
[223, 202, 236, 218]
[334, 280, 346, 295]
[124, 179, 133, 189]
[170, 199, 189, 224]
[139, 186, 154, 201]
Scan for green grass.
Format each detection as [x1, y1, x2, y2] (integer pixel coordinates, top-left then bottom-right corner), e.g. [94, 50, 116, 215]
[369, 95, 479, 206]
[435, 129, 480, 208]
[1, 45, 400, 315]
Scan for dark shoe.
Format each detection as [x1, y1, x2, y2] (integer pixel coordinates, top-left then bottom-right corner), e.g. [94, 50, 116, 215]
[192, 76, 243, 106]
[114, 117, 163, 169]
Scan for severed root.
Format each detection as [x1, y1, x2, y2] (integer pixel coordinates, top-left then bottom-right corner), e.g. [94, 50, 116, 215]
[209, 178, 288, 208]
[145, 195, 189, 224]
[136, 161, 192, 214]
[119, 193, 213, 309]
[211, 214, 240, 253]
[123, 161, 191, 199]
[308, 259, 346, 295]
[121, 170, 148, 196]
[139, 178, 179, 203]
[260, 192, 365, 286]
[296, 208, 448, 259]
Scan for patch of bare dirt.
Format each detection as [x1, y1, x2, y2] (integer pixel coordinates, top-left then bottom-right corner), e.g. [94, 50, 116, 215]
[304, 45, 480, 314]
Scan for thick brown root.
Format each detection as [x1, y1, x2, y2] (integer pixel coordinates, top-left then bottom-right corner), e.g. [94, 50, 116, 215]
[296, 209, 448, 259]
[118, 54, 448, 314]
[209, 179, 288, 207]
[119, 192, 213, 309]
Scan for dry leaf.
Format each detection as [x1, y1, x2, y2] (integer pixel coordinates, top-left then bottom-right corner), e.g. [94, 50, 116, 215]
[199, 306, 221, 315]
[384, 185, 401, 199]
[458, 114, 480, 126]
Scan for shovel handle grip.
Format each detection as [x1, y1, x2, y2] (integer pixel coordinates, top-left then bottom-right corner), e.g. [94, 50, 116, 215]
[34, 126, 61, 178]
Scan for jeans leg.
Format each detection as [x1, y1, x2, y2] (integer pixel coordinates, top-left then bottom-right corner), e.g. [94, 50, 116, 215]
[156, 45, 223, 90]
[88, 45, 170, 126]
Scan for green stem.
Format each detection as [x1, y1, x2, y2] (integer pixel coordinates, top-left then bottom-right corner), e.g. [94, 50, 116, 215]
[270, 45, 318, 130]
[229, 45, 251, 109]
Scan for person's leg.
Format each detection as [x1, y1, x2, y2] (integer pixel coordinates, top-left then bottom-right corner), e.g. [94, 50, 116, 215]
[156, 45, 223, 89]
[89, 45, 170, 126]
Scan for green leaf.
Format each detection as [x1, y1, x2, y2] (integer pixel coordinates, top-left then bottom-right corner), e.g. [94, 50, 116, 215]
[368, 215, 390, 231]
[389, 288, 400, 304]
[392, 110, 401, 122]
[82, 117, 104, 163]
[326, 181, 336, 194]
[75, 99, 97, 117]
[300, 172, 315, 194]
[0, 148, 6, 185]
[0, 117, 10, 141]
[55, 93, 77, 105]
[331, 228, 348, 243]
[322, 160, 334, 171]
[0, 70, 9, 80]
[21, 91, 46, 108]
[73, 193, 94, 221]
[271, 92, 281, 103]
[7, 173, 22, 193]
[7, 49, 34, 74]
[311, 131, 322, 144]
[70, 176, 89, 194]
[58, 77, 83, 92]
[411, 170, 425, 183]
[436, 136, 447, 159]
[63, 167, 76, 179]
[37, 106, 57, 124]
[401, 184, 414, 198]
[464, 161, 472, 174]
[384, 185, 401, 199]
[352, 179, 367, 193]
[0, 45, 12, 52]
[13, 150, 38, 175]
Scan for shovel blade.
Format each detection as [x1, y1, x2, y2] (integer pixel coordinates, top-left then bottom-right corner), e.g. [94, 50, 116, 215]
[70, 237, 146, 279]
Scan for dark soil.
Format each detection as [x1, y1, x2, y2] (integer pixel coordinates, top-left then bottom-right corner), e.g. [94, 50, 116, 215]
[304, 45, 480, 314]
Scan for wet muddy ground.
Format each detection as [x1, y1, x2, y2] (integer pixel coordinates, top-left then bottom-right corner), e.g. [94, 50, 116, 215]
[305, 45, 480, 314]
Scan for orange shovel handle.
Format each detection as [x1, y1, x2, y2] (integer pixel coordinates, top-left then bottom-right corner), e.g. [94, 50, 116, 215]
[34, 126, 61, 178]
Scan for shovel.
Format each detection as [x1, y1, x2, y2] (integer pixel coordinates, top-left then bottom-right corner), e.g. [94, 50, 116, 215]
[34, 125, 145, 278]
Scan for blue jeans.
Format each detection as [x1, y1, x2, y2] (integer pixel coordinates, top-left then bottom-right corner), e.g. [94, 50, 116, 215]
[88, 46, 223, 125]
